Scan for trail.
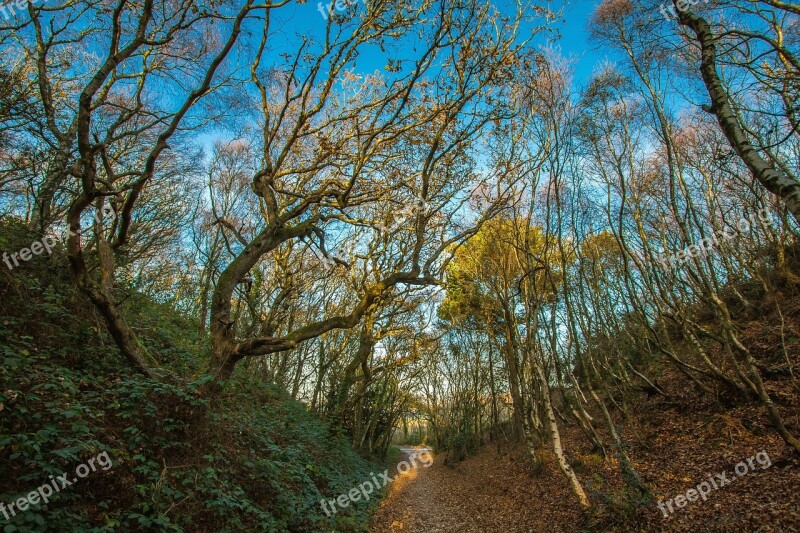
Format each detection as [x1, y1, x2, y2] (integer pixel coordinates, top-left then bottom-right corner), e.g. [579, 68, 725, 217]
[370, 447, 474, 532]
[369, 446, 582, 533]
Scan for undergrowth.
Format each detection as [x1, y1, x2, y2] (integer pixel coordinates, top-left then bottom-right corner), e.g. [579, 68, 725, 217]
[0, 221, 382, 532]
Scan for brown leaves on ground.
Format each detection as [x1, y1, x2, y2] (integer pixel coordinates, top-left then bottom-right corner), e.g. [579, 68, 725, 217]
[370, 364, 800, 532]
[621, 366, 800, 532]
[370, 446, 584, 532]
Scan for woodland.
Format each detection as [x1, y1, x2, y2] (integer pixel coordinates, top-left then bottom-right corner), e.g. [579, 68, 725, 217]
[0, 0, 799, 531]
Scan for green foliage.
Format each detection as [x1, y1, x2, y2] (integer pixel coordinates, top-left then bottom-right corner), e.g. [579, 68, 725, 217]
[585, 481, 654, 531]
[583, 450, 654, 530]
[0, 221, 382, 532]
[439, 421, 480, 464]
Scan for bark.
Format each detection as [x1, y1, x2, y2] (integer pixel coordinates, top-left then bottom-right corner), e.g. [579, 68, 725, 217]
[65, 210, 155, 377]
[535, 358, 590, 509]
[29, 146, 72, 233]
[587, 381, 650, 498]
[487, 344, 500, 440]
[708, 291, 800, 453]
[504, 339, 526, 439]
[493, 306, 526, 439]
[348, 317, 376, 449]
[206, 222, 314, 381]
[676, 5, 800, 225]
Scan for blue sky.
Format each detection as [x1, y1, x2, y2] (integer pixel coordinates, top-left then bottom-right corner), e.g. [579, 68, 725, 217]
[195, 0, 605, 150]
[274, 0, 604, 85]
[558, 0, 604, 84]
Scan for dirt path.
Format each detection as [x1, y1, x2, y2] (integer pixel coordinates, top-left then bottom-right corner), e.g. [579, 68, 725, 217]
[369, 446, 582, 533]
[370, 448, 476, 532]
[371, 435, 800, 532]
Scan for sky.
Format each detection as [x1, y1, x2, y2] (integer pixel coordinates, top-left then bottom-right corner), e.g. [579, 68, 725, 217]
[197, 0, 606, 157]
[558, 0, 604, 83]
[270, 0, 604, 87]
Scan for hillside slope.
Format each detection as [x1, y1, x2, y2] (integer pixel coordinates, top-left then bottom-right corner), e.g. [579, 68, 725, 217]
[0, 222, 383, 532]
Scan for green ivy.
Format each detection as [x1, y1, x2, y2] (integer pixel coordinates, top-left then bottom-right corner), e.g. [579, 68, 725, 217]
[0, 223, 383, 532]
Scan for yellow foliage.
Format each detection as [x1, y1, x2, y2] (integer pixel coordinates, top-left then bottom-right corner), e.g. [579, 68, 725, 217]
[439, 216, 573, 323]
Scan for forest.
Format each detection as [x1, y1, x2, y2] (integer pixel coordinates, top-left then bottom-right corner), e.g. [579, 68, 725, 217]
[0, 0, 798, 531]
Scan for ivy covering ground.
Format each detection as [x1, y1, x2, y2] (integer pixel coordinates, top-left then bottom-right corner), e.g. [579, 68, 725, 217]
[0, 222, 383, 532]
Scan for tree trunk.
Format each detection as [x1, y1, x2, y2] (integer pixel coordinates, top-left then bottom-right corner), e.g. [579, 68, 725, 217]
[676, 5, 800, 225]
[535, 358, 590, 510]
